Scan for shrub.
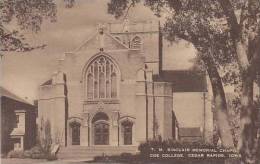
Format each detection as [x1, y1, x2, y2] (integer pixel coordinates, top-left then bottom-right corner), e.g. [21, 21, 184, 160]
[30, 153, 46, 159]
[6, 145, 56, 160]
[7, 150, 25, 158]
[1, 153, 7, 158]
[23, 150, 32, 158]
[46, 154, 57, 161]
[25, 145, 45, 159]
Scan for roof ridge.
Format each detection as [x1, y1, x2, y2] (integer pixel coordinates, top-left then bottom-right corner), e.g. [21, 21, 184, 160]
[0, 86, 32, 105]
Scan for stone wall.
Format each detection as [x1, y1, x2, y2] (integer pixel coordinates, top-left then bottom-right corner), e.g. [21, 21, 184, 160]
[38, 71, 66, 145]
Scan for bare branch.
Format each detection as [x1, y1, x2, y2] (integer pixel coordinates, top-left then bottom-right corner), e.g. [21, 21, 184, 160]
[123, 1, 135, 19]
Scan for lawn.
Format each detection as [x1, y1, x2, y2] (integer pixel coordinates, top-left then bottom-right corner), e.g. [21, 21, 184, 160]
[1, 158, 47, 164]
[0, 158, 123, 164]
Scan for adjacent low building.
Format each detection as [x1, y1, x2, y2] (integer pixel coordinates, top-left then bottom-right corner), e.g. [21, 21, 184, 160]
[0, 87, 36, 154]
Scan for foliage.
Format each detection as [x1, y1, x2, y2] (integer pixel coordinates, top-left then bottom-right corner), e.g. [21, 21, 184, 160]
[107, 0, 260, 89]
[7, 119, 57, 160]
[37, 118, 57, 159]
[227, 96, 241, 148]
[7, 146, 46, 159]
[0, 27, 46, 52]
[0, 0, 57, 52]
[64, 0, 75, 8]
[46, 154, 57, 161]
[7, 150, 25, 158]
[7, 145, 56, 160]
[39, 119, 52, 155]
[226, 93, 260, 148]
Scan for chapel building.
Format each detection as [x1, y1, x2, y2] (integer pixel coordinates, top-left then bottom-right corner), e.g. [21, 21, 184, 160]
[38, 19, 213, 149]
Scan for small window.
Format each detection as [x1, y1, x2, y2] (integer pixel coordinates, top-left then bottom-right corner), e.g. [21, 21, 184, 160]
[13, 138, 21, 150]
[131, 36, 142, 49]
[15, 115, 19, 128]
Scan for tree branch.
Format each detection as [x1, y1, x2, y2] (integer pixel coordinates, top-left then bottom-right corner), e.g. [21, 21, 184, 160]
[239, 1, 248, 26]
[218, 0, 241, 40]
[123, 1, 135, 19]
[250, 33, 260, 72]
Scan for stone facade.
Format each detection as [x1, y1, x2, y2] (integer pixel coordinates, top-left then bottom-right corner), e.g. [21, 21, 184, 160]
[38, 19, 213, 148]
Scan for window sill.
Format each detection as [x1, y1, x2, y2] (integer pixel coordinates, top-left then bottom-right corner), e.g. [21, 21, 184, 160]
[84, 99, 120, 104]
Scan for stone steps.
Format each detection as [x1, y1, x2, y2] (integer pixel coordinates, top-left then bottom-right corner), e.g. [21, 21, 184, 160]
[57, 146, 138, 160]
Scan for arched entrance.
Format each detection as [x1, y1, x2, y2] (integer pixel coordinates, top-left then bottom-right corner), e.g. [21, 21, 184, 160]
[92, 112, 109, 145]
[122, 120, 133, 145]
[70, 122, 80, 145]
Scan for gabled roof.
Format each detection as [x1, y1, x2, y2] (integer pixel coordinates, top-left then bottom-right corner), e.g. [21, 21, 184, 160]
[41, 79, 52, 86]
[74, 31, 129, 52]
[10, 128, 25, 136]
[0, 87, 31, 105]
[179, 127, 202, 137]
[153, 70, 207, 92]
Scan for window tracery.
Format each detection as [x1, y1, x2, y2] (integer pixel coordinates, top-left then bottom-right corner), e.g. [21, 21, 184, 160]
[131, 36, 142, 49]
[86, 55, 119, 99]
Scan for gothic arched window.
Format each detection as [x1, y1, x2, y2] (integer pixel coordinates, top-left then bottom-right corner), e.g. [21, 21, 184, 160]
[86, 55, 119, 100]
[131, 36, 142, 49]
[122, 120, 133, 145]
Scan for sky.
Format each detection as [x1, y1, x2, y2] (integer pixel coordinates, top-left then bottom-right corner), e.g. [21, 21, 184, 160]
[0, 0, 197, 103]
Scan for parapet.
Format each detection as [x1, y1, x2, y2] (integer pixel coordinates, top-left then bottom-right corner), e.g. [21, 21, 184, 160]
[107, 19, 159, 34]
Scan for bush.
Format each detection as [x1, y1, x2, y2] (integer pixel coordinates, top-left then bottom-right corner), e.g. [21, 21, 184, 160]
[46, 154, 57, 161]
[7, 150, 25, 158]
[23, 150, 32, 158]
[26, 145, 46, 159]
[6, 145, 57, 160]
[1, 153, 7, 158]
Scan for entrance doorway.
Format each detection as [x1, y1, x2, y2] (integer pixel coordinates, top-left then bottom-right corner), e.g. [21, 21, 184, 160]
[71, 122, 80, 145]
[92, 112, 110, 145]
[94, 122, 109, 145]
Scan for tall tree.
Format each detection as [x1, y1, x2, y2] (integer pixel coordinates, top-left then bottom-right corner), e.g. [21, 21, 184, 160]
[108, 0, 235, 147]
[108, 0, 260, 163]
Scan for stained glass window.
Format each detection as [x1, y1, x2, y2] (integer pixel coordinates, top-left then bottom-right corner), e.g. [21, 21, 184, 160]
[86, 55, 118, 99]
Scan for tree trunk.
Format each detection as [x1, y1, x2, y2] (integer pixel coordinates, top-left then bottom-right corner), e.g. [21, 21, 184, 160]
[239, 70, 258, 164]
[234, 39, 258, 164]
[201, 55, 235, 148]
[203, 57, 239, 164]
